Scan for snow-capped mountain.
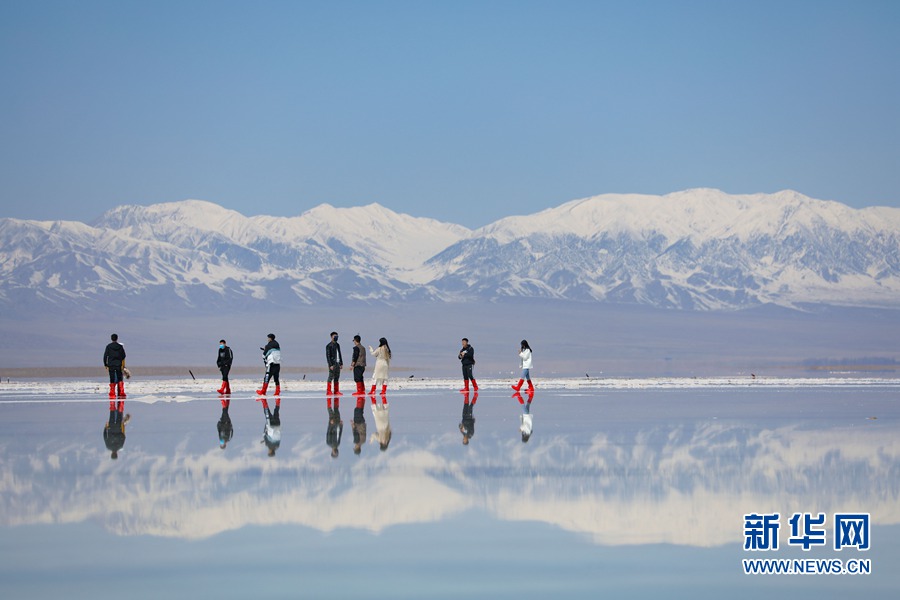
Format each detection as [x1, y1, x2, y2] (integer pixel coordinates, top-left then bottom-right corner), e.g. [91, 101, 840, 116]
[428, 189, 900, 309]
[0, 200, 469, 311]
[1, 189, 898, 314]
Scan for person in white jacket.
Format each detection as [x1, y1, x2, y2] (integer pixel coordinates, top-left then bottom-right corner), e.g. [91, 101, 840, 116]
[368, 337, 392, 395]
[511, 340, 534, 392]
[257, 333, 282, 396]
[260, 397, 281, 457]
[370, 397, 392, 451]
[519, 400, 533, 443]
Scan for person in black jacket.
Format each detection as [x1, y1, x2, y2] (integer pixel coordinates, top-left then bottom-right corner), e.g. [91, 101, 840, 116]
[459, 390, 477, 445]
[326, 331, 343, 396]
[326, 396, 343, 458]
[458, 338, 478, 392]
[216, 339, 234, 395]
[103, 400, 130, 460]
[103, 333, 127, 400]
[217, 398, 233, 449]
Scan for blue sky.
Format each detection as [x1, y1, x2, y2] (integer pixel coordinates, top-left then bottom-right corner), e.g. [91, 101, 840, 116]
[1, 0, 898, 228]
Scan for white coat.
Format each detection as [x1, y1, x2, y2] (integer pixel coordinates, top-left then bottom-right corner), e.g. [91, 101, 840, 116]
[519, 348, 533, 369]
[369, 345, 391, 381]
[370, 402, 392, 447]
[520, 413, 533, 436]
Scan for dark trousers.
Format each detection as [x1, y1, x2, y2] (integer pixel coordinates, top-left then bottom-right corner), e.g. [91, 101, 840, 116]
[264, 363, 281, 385]
[220, 366, 231, 382]
[108, 367, 123, 384]
[108, 408, 124, 426]
[264, 404, 281, 425]
[327, 365, 341, 383]
[462, 364, 474, 381]
[353, 366, 365, 383]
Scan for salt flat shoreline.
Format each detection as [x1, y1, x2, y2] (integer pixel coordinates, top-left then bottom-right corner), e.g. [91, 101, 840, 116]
[1, 375, 899, 400]
[3, 363, 898, 381]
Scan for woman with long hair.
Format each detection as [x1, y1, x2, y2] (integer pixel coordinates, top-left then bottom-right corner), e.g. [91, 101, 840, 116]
[368, 337, 392, 395]
[512, 339, 534, 392]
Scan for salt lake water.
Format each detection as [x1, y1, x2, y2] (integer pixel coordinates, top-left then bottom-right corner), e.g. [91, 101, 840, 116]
[1, 376, 898, 599]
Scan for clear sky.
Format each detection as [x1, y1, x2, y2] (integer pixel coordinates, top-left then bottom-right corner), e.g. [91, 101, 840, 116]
[1, 0, 898, 228]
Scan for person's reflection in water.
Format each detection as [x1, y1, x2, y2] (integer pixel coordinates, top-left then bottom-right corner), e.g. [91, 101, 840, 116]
[514, 389, 534, 443]
[103, 400, 130, 460]
[218, 397, 233, 450]
[351, 395, 367, 455]
[327, 397, 343, 458]
[260, 397, 281, 457]
[459, 390, 477, 445]
[370, 388, 392, 451]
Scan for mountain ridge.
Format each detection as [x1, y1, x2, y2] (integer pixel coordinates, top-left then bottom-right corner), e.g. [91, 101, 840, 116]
[2, 189, 899, 314]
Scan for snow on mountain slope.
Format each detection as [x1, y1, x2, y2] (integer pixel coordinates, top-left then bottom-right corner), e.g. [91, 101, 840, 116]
[97, 200, 264, 241]
[1, 199, 468, 310]
[2, 189, 899, 314]
[425, 189, 900, 310]
[476, 189, 899, 243]
[96, 200, 470, 276]
[250, 203, 470, 274]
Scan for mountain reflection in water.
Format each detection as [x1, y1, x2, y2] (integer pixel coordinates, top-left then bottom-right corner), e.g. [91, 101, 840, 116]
[1, 387, 897, 548]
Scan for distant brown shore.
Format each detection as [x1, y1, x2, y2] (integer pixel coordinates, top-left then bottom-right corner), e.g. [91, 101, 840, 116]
[0, 366, 329, 379]
[0, 365, 424, 380]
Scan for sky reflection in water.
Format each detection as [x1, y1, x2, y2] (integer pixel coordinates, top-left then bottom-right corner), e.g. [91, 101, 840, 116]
[1, 384, 898, 598]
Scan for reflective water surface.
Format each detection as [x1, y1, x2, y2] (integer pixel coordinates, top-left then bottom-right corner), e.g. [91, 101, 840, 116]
[1, 383, 898, 598]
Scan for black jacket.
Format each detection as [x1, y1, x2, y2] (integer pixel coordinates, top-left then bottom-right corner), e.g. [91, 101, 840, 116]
[460, 403, 475, 438]
[218, 411, 233, 445]
[103, 342, 126, 369]
[217, 346, 233, 369]
[104, 426, 126, 452]
[327, 408, 343, 449]
[326, 341, 343, 368]
[459, 345, 475, 366]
